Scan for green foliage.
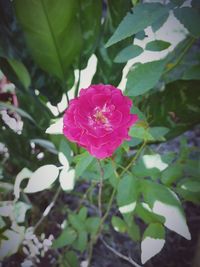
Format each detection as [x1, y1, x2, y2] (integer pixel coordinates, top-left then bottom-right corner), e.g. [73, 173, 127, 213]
[139, 80, 200, 139]
[174, 7, 200, 38]
[0, 1, 199, 266]
[114, 45, 143, 63]
[53, 228, 77, 249]
[92, 0, 133, 86]
[106, 3, 169, 47]
[126, 60, 166, 96]
[145, 40, 171, 51]
[14, 0, 82, 81]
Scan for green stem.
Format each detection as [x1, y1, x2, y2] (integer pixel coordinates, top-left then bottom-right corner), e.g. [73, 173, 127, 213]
[87, 142, 146, 266]
[97, 160, 104, 217]
[120, 141, 147, 177]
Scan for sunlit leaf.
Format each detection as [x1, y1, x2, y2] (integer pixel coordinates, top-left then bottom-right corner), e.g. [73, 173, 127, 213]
[24, 165, 59, 193]
[0, 227, 25, 260]
[59, 168, 75, 191]
[14, 168, 33, 200]
[141, 223, 165, 264]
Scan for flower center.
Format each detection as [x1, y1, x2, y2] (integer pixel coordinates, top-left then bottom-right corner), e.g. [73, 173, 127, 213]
[94, 110, 107, 124]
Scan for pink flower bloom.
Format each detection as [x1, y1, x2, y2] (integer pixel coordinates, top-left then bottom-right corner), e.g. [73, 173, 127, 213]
[63, 84, 138, 159]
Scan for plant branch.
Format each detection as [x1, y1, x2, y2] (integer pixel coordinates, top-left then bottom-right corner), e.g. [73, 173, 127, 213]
[100, 237, 142, 267]
[34, 186, 62, 232]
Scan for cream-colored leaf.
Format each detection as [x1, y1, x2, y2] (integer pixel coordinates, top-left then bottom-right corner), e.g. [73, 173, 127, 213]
[14, 168, 32, 200]
[59, 169, 75, 191]
[152, 200, 191, 240]
[24, 165, 59, 193]
[141, 237, 165, 264]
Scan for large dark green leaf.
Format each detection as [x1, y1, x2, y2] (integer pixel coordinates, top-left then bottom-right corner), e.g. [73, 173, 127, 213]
[174, 7, 200, 38]
[138, 80, 200, 139]
[126, 60, 166, 96]
[105, 3, 169, 47]
[163, 37, 199, 84]
[14, 0, 82, 81]
[92, 0, 133, 86]
[77, 0, 102, 69]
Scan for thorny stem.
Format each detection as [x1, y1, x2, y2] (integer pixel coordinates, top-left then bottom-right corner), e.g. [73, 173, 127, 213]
[100, 237, 142, 267]
[34, 186, 62, 232]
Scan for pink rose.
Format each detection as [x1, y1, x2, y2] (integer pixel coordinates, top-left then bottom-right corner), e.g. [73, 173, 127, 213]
[63, 84, 138, 159]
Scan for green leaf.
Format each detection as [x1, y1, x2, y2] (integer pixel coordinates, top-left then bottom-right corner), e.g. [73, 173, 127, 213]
[111, 216, 127, 233]
[0, 57, 29, 91]
[146, 40, 171, 51]
[173, 7, 200, 38]
[151, 13, 169, 32]
[77, 0, 102, 69]
[143, 223, 165, 240]
[139, 80, 200, 139]
[60, 251, 80, 267]
[86, 217, 101, 235]
[73, 231, 88, 252]
[114, 45, 143, 63]
[149, 127, 169, 141]
[68, 214, 85, 232]
[14, 0, 82, 80]
[171, 0, 185, 6]
[105, 3, 169, 47]
[75, 152, 94, 177]
[126, 60, 166, 96]
[127, 220, 141, 241]
[117, 175, 139, 214]
[78, 207, 88, 221]
[135, 203, 165, 224]
[6, 58, 31, 88]
[179, 180, 200, 193]
[161, 164, 183, 185]
[59, 138, 73, 164]
[183, 64, 200, 80]
[52, 228, 77, 249]
[92, 0, 132, 86]
[129, 123, 154, 141]
[141, 223, 165, 264]
[192, 0, 200, 8]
